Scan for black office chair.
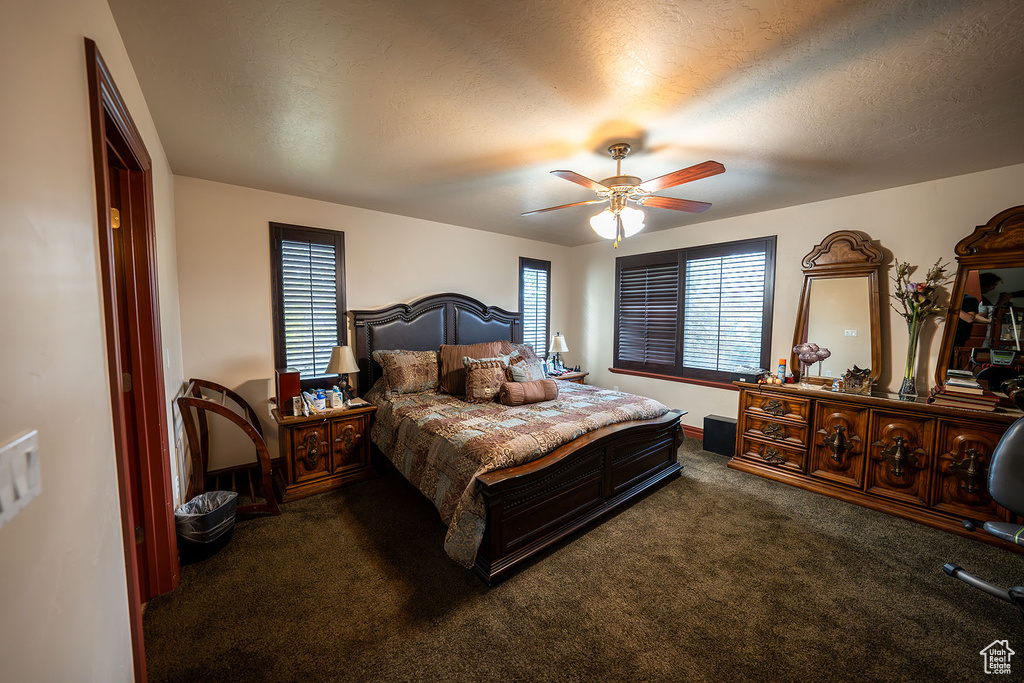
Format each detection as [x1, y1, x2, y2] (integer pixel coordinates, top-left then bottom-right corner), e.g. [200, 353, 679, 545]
[943, 385, 1024, 619]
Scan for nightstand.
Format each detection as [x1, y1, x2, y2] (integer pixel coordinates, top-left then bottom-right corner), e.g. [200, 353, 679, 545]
[552, 371, 588, 385]
[272, 403, 377, 502]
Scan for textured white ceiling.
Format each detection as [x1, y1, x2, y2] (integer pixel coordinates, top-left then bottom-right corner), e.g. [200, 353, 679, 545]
[108, 0, 1024, 246]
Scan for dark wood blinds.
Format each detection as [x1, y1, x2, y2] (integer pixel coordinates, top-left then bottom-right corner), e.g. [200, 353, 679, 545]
[520, 257, 551, 358]
[614, 252, 682, 374]
[614, 237, 775, 383]
[270, 223, 346, 387]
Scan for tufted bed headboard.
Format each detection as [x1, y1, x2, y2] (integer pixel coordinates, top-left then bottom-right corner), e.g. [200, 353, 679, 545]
[348, 292, 522, 392]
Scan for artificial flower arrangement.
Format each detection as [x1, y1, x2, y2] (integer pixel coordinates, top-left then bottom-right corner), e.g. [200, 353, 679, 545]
[889, 258, 952, 397]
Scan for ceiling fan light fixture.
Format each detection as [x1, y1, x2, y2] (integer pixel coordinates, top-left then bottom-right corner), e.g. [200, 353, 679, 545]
[620, 206, 645, 237]
[590, 208, 618, 239]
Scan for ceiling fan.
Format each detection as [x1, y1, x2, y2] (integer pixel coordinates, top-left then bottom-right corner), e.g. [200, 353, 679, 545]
[522, 143, 725, 247]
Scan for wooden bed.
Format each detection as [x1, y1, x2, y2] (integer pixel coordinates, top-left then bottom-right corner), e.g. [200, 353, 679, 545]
[350, 293, 685, 584]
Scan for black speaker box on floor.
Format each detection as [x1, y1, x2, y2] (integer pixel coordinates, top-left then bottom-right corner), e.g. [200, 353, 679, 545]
[703, 415, 737, 457]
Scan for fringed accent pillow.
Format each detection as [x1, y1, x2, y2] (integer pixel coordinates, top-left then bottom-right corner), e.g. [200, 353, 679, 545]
[438, 341, 503, 394]
[463, 357, 509, 403]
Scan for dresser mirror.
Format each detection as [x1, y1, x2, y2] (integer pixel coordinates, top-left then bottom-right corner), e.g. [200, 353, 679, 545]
[936, 205, 1024, 393]
[792, 230, 883, 385]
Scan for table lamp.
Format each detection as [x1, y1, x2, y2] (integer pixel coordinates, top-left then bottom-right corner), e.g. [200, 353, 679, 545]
[549, 333, 568, 371]
[326, 345, 359, 401]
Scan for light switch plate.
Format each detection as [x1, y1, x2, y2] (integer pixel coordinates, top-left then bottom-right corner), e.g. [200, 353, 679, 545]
[0, 430, 41, 529]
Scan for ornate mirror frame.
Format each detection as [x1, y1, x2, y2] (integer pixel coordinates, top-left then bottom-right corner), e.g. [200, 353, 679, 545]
[791, 230, 884, 385]
[935, 205, 1024, 388]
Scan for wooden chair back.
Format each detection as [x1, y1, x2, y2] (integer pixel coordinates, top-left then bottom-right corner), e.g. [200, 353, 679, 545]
[177, 379, 280, 516]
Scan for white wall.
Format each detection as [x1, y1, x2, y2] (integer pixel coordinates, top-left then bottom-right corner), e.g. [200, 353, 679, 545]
[0, 1, 183, 680]
[174, 176, 573, 466]
[569, 163, 1024, 431]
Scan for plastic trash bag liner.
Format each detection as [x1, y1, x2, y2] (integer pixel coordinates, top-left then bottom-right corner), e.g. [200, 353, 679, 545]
[174, 491, 238, 544]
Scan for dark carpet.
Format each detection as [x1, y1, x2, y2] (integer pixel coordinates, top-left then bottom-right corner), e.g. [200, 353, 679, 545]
[144, 440, 1022, 682]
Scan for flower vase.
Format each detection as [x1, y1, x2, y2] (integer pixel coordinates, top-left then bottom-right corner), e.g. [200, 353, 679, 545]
[899, 319, 923, 399]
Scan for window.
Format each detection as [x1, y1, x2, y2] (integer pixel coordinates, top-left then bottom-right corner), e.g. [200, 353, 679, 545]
[270, 223, 346, 388]
[520, 257, 551, 358]
[613, 236, 776, 384]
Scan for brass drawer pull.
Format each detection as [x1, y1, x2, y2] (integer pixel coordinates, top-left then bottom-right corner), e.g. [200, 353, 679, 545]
[300, 431, 326, 470]
[948, 448, 986, 494]
[763, 399, 785, 417]
[818, 424, 860, 464]
[761, 446, 786, 466]
[872, 436, 925, 478]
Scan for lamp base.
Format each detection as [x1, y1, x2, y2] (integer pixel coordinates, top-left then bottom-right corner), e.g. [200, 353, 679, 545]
[339, 376, 354, 402]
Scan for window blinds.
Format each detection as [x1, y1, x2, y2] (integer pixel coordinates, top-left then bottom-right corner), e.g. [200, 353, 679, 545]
[617, 262, 680, 371]
[521, 261, 549, 357]
[683, 251, 767, 373]
[280, 239, 339, 378]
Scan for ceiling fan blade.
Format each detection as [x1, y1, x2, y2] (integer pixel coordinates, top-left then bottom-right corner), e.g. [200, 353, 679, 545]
[521, 199, 606, 216]
[642, 196, 713, 213]
[638, 161, 725, 193]
[551, 170, 609, 192]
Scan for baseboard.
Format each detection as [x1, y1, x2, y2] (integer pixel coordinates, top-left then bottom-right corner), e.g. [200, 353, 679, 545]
[681, 424, 704, 440]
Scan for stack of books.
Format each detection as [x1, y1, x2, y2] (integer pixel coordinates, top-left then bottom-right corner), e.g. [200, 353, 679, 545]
[929, 370, 999, 411]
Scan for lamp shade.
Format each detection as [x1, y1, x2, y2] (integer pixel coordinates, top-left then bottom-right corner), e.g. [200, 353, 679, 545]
[326, 345, 359, 375]
[549, 333, 569, 354]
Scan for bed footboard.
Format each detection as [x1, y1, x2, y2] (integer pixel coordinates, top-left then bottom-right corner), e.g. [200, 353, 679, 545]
[473, 409, 685, 585]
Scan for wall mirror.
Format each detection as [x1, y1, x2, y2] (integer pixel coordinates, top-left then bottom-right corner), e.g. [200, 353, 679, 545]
[792, 230, 883, 385]
[936, 205, 1024, 393]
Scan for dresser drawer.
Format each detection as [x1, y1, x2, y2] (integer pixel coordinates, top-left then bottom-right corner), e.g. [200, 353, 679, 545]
[331, 415, 369, 474]
[743, 415, 808, 448]
[737, 437, 806, 474]
[743, 392, 811, 424]
[932, 419, 1012, 523]
[809, 401, 869, 489]
[866, 411, 935, 508]
[290, 422, 332, 484]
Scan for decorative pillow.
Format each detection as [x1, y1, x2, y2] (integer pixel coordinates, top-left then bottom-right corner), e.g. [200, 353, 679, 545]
[371, 349, 438, 395]
[463, 358, 507, 403]
[499, 341, 541, 364]
[438, 341, 503, 394]
[508, 354, 547, 382]
[499, 379, 559, 406]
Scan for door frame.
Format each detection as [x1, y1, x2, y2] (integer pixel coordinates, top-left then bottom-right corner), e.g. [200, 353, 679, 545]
[85, 38, 180, 681]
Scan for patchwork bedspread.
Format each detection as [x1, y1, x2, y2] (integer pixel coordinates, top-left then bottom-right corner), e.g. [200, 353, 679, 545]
[365, 380, 669, 566]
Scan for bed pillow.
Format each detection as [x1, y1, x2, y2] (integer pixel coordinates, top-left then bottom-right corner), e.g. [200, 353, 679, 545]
[499, 341, 541, 363]
[499, 379, 559, 406]
[371, 349, 438, 395]
[463, 358, 508, 403]
[438, 341, 503, 394]
[507, 354, 547, 382]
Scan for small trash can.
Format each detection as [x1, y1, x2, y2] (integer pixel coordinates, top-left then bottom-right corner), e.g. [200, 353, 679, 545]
[174, 490, 238, 545]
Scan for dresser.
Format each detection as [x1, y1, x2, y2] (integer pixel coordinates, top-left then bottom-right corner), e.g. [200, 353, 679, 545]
[730, 382, 1023, 551]
[272, 403, 377, 502]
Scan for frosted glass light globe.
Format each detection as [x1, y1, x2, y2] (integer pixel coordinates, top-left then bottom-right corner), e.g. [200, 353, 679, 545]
[589, 209, 618, 239]
[620, 206, 645, 237]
